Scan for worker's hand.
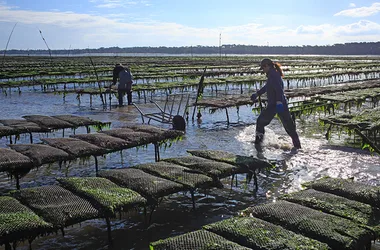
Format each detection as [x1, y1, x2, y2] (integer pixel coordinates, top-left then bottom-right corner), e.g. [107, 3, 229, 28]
[276, 101, 284, 113]
[250, 93, 258, 102]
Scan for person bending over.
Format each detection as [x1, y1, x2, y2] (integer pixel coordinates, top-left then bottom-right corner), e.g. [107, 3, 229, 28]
[112, 63, 133, 106]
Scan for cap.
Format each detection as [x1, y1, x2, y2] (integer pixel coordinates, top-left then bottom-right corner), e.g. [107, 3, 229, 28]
[259, 58, 273, 69]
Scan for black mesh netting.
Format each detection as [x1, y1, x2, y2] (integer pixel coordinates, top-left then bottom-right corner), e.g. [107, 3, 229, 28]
[57, 177, 146, 217]
[303, 177, 380, 208]
[284, 79, 380, 99]
[0, 119, 48, 133]
[187, 149, 272, 171]
[98, 168, 185, 202]
[134, 161, 215, 190]
[0, 126, 16, 137]
[123, 124, 167, 134]
[9, 144, 71, 166]
[22, 115, 74, 130]
[242, 200, 374, 249]
[280, 189, 380, 228]
[161, 129, 185, 140]
[124, 124, 184, 141]
[41, 137, 108, 157]
[0, 196, 52, 246]
[319, 107, 380, 131]
[315, 89, 380, 108]
[150, 229, 250, 250]
[11, 185, 100, 228]
[101, 128, 157, 147]
[204, 216, 330, 250]
[195, 96, 253, 110]
[71, 133, 130, 152]
[52, 115, 104, 127]
[163, 155, 240, 179]
[0, 148, 33, 173]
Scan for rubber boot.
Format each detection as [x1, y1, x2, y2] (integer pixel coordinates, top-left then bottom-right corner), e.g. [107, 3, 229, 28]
[254, 132, 264, 145]
[118, 90, 124, 106]
[127, 92, 132, 105]
[292, 136, 301, 149]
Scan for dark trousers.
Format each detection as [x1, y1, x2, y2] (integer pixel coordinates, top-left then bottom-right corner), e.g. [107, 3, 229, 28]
[118, 90, 132, 106]
[256, 104, 301, 148]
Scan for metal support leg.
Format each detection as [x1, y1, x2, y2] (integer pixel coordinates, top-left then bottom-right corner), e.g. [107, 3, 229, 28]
[15, 175, 20, 190]
[253, 170, 258, 192]
[106, 217, 112, 244]
[94, 156, 98, 175]
[154, 143, 160, 162]
[148, 204, 156, 225]
[225, 108, 230, 125]
[190, 190, 196, 210]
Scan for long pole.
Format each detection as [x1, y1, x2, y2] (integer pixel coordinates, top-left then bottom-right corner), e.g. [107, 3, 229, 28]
[192, 66, 207, 121]
[2, 23, 17, 67]
[38, 28, 52, 62]
[87, 49, 105, 106]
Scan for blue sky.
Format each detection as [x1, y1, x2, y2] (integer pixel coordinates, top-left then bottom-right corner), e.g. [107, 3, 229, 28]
[0, 0, 379, 49]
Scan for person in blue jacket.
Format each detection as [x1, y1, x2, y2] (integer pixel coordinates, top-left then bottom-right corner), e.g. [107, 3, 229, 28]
[251, 58, 301, 149]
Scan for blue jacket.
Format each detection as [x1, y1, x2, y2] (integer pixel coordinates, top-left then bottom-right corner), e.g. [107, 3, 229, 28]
[257, 68, 286, 107]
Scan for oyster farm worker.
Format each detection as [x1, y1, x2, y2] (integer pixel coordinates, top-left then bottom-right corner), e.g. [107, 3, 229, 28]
[112, 63, 133, 106]
[250, 58, 301, 150]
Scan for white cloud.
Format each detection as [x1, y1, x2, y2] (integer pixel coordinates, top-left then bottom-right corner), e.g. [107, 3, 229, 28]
[96, 3, 123, 8]
[92, 0, 143, 8]
[292, 20, 380, 41]
[0, 5, 122, 28]
[141, 1, 152, 6]
[335, 20, 380, 35]
[295, 25, 329, 35]
[0, 2, 380, 49]
[334, 3, 380, 17]
[349, 3, 356, 8]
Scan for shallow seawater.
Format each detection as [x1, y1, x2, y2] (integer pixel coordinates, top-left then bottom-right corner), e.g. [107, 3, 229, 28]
[0, 88, 379, 250]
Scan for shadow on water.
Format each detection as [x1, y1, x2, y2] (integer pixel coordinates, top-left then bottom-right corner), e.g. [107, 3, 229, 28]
[1, 90, 380, 249]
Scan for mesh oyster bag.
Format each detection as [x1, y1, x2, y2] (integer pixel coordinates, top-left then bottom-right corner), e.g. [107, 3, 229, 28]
[204, 216, 330, 250]
[242, 200, 374, 249]
[150, 229, 250, 250]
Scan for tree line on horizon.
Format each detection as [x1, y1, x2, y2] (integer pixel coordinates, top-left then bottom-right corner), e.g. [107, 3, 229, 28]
[2, 42, 380, 56]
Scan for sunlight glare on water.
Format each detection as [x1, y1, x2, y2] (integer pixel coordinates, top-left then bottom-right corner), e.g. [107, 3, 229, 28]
[237, 124, 380, 195]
